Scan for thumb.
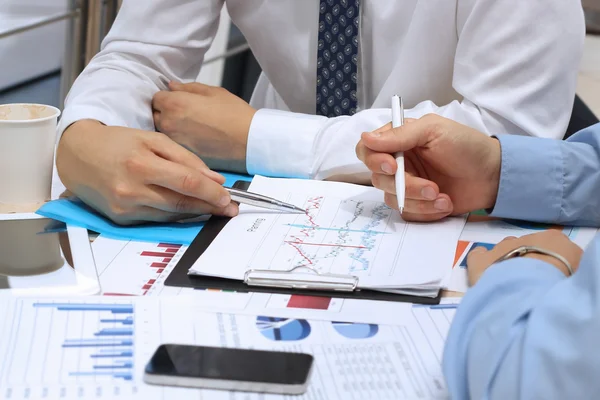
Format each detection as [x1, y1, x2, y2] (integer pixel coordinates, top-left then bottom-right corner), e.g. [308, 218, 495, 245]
[361, 117, 437, 154]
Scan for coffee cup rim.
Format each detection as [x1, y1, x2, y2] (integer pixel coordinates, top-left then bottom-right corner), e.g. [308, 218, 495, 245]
[0, 103, 61, 124]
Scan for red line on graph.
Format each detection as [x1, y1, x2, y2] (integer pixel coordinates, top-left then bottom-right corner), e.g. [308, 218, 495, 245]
[285, 196, 324, 266]
[285, 241, 366, 249]
[103, 292, 135, 296]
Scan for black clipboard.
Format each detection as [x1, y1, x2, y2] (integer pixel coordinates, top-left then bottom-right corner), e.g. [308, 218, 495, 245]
[165, 180, 441, 305]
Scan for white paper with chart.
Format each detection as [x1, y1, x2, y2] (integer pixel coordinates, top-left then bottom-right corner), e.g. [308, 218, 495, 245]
[0, 296, 452, 400]
[189, 176, 466, 296]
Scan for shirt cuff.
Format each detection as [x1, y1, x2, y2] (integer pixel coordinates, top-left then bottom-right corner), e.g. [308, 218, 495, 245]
[57, 105, 130, 143]
[490, 134, 563, 222]
[246, 109, 327, 178]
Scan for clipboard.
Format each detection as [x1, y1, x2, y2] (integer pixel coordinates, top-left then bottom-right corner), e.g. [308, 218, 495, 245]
[165, 180, 442, 305]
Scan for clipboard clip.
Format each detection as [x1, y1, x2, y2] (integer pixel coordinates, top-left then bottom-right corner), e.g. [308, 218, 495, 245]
[243, 266, 359, 292]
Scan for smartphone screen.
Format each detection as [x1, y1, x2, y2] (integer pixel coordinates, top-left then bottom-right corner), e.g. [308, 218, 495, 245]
[145, 344, 313, 386]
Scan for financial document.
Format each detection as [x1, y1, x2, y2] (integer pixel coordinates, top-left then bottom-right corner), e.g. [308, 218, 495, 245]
[190, 176, 466, 296]
[92, 235, 456, 325]
[0, 297, 454, 400]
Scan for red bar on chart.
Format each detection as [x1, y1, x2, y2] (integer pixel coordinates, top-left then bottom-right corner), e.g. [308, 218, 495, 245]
[287, 295, 331, 310]
[157, 269, 164, 273]
[142, 284, 152, 290]
[141, 251, 171, 257]
[162, 258, 172, 263]
[158, 243, 181, 249]
[103, 292, 135, 296]
[150, 263, 168, 268]
[148, 279, 156, 284]
[165, 248, 179, 254]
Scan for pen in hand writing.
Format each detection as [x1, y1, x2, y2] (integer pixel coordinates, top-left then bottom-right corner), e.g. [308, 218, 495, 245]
[391, 95, 406, 213]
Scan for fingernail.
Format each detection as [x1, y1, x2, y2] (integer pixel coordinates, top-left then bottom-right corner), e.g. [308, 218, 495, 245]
[421, 187, 436, 200]
[219, 195, 230, 207]
[381, 163, 393, 174]
[434, 198, 449, 211]
[369, 131, 381, 137]
[224, 203, 238, 217]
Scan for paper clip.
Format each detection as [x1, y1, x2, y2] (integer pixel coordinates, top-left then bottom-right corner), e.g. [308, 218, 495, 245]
[243, 266, 359, 292]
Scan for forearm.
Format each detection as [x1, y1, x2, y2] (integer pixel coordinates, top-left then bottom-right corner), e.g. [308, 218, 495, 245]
[59, 0, 223, 138]
[444, 239, 600, 398]
[491, 125, 600, 226]
[247, 99, 522, 182]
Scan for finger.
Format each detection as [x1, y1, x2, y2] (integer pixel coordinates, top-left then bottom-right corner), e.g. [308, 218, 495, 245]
[385, 193, 453, 221]
[402, 196, 453, 215]
[149, 135, 226, 184]
[143, 185, 239, 217]
[370, 122, 392, 135]
[145, 157, 230, 207]
[466, 246, 490, 268]
[151, 90, 170, 112]
[400, 210, 452, 222]
[110, 203, 238, 225]
[361, 117, 439, 153]
[152, 110, 161, 130]
[360, 147, 397, 174]
[372, 174, 440, 201]
[169, 81, 213, 95]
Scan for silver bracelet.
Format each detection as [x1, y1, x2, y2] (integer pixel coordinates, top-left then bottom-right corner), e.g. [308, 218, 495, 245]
[494, 246, 574, 276]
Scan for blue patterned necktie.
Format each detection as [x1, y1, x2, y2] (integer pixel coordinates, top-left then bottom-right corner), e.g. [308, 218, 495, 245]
[316, 0, 360, 117]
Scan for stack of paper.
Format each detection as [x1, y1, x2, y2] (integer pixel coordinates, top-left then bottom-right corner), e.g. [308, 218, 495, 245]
[189, 176, 466, 297]
[0, 296, 457, 400]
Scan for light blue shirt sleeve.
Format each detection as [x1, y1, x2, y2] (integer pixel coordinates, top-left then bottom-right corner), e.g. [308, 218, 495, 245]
[443, 123, 600, 399]
[443, 237, 600, 399]
[490, 123, 600, 226]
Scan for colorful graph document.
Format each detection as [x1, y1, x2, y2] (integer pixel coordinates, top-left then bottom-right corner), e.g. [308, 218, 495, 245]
[92, 236, 452, 325]
[189, 176, 466, 296]
[0, 297, 454, 400]
[445, 211, 599, 293]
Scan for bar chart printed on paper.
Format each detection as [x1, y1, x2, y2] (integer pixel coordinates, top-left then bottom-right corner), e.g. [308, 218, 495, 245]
[191, 176, 466, 291]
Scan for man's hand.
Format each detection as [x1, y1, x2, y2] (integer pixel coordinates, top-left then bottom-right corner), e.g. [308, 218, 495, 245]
[56, 120, 238, 225]
[466, 231, 584, 285]
[355, 114, 502, 222]
[152, 82, 256, 173]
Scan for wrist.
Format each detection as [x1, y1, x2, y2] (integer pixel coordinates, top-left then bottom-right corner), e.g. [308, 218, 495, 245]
[523, 254, 571, 277]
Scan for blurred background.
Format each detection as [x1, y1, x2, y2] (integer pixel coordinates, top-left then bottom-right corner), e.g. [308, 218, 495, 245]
[0, 0, 598, 134]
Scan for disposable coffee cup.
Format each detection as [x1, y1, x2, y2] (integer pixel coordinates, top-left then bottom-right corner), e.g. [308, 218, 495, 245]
[0, 104, 61, 208]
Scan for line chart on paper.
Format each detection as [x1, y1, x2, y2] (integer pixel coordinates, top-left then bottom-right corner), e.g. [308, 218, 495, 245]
[246, 194, 408, 277]
[190, 176, 467, 292]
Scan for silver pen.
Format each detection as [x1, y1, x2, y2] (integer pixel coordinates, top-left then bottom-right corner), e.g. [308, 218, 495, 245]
[226, 187, 306, 214]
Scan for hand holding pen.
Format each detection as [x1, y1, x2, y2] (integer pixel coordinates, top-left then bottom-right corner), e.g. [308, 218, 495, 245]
[356, 112, 467, 222]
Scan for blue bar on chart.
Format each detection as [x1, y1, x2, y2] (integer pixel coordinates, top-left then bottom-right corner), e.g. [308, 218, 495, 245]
[100, 316, 134, 325]
[95, 328, 134, 336]
[33, 302, 136, 381]
[33, 303, 134, 314]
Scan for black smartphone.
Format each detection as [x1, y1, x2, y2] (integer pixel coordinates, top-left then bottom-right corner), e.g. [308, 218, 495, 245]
[143, 344, 314, 395]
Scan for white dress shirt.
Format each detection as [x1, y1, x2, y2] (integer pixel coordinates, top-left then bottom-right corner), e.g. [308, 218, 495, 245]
[59, 0, 585, 181]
